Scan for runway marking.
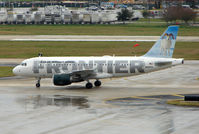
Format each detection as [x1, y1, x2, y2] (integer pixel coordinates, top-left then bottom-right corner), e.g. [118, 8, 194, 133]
[104, 97, 128, 102]
[131, 96, 161, 101]
[105, 94, 185, 102]
[1, 36, 198, 42]
[171, 94, 184, 98]
[105, 95, 161, 102]
[12, 39, 156, 42]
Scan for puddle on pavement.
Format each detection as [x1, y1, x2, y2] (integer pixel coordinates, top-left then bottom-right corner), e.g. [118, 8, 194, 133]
[17, 95, 89, 109]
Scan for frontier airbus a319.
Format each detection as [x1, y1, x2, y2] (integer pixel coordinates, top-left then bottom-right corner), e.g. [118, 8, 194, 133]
[13, 26, 183, 89]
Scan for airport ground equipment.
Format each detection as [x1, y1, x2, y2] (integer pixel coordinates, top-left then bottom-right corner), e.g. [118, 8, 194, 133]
[44, 14, 53, 24]
[53, 13, 62, 24]
[185, 95, 199, 101]
[34, 11, 43, 24]
[100, 11, 116, 24]
[16, 13, 25, 24]
[62, 12, 71, 24]
[71, 11, 82, 24]
[82, 12, 91, 24]
[25, 13, 34, 24]
[91, 12, 100, 24]
[0, 6, 118, 24]
[7, 11, 16, 24]
[0, 11, 7, 24]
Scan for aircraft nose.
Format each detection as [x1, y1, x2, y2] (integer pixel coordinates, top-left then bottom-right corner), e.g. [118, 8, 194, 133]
[13, 66, 20, 75]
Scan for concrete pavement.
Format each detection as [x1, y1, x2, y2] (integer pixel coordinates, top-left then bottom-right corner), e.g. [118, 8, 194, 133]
[0, 35, 198, 42]
[0, 61, 199, 134]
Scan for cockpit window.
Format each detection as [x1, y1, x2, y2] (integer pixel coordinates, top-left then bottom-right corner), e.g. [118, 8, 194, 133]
[21, 63, 27, 66]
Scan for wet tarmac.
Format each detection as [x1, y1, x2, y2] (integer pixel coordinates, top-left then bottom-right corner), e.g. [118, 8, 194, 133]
[0, 60, 199, 134]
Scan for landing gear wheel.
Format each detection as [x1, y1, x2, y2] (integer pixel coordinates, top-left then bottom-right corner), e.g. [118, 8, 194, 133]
[36, 78, 41, 88]
[36, 83, 40, 88]
[86, 82, 93, 89]
[94, 80, 101, 87]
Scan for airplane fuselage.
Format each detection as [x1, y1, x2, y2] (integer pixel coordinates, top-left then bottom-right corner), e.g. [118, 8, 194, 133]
[12, 26, 182, 88]
[13, 56, 183, 79]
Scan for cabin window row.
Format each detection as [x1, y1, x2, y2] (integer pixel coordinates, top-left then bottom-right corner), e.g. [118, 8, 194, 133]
[39, 63, 131, 66]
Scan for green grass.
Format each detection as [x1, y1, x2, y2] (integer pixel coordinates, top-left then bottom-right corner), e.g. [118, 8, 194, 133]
[167, 99, 199, 107]
[138, 18, 165, 22]
[0, 66, 14, 77]
[1, 0, 43, 1]
[0, 24, 199, 36]
[0, 41, 198, 60]
[138, 18, 199, 23]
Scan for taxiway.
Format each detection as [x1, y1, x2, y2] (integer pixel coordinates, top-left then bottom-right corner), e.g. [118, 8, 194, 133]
[0, 60, 199, 134]
[0, 35, 198, 42]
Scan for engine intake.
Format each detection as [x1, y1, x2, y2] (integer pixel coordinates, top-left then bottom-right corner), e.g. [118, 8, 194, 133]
[53, 74, 72, 86]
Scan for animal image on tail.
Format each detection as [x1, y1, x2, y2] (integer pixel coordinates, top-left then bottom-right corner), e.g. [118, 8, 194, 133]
[160, 33, 175, 56]
[143, 26, 178, 58]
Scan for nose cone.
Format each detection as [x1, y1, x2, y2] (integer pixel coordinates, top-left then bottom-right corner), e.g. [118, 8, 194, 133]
[12, 67, 17, 75]
[13, 66, 20, 75]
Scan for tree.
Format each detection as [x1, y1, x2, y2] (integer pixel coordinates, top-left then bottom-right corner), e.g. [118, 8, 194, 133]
[142, 10, 150, 22]
[117, 9, 133, 24]
[181, 8, 197, 24]
[162, 6, 181, 24]
[162, 6, 197, 25]
[142, 10, 149, 19]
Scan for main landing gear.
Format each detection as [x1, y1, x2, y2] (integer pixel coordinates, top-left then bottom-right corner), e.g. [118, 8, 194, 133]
[36, 78, 41, 88]
[86, 82, 93, 89]
[94, 80, 101, 87]
[85, 80, 102, 89]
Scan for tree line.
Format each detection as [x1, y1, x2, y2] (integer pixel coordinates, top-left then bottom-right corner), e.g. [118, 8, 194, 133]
[162, 6, 197, 24]
[117, 6, 197, 25]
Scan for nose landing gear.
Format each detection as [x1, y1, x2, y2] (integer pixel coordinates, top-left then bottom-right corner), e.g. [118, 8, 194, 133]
[36, 78, 41, 88]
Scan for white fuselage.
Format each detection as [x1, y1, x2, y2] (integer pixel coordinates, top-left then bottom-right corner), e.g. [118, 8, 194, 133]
[13, 56, 183, 79]
[12, 26, 181, 88]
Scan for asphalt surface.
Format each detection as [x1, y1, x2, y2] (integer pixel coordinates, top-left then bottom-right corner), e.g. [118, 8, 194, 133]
[0, 35, 198, 42]
[0, 60, 199, 134]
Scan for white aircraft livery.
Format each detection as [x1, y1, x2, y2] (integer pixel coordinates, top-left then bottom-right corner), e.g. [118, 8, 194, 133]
[13, 26, 184, 88]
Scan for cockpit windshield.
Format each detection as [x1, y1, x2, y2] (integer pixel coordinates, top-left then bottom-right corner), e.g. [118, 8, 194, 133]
[21, 62, 27, 66]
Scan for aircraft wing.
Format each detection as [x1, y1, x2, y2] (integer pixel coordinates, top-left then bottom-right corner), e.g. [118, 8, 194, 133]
[70, 69, 96, 79]
[59, 67, 111, 80]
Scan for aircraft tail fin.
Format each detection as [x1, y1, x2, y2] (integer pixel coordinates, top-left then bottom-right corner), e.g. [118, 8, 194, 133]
[143, 26, 179, 58]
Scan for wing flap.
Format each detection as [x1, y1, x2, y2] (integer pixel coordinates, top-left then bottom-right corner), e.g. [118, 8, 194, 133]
[71, 69, 95, 78]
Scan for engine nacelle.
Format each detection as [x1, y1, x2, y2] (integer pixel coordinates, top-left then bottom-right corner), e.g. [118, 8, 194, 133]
[53, 74, 72, 86]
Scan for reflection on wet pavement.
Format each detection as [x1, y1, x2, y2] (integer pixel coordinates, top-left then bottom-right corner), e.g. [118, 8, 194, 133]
[17, 95, 89, 109]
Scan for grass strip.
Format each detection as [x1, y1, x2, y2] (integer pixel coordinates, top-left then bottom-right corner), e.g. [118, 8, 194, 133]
[0, 66, 14, 77]
[0, 41, 198, 59]
[0, 23, 199, 36]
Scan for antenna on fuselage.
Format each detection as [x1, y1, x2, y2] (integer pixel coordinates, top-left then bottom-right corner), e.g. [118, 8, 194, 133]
[38, 53, 43, 57]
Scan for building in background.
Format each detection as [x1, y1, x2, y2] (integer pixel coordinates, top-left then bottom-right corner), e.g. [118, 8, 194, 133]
[0, 0, 198, 8]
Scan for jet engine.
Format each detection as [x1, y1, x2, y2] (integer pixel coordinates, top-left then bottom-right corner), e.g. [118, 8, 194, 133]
[53, 74, 72, 86]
